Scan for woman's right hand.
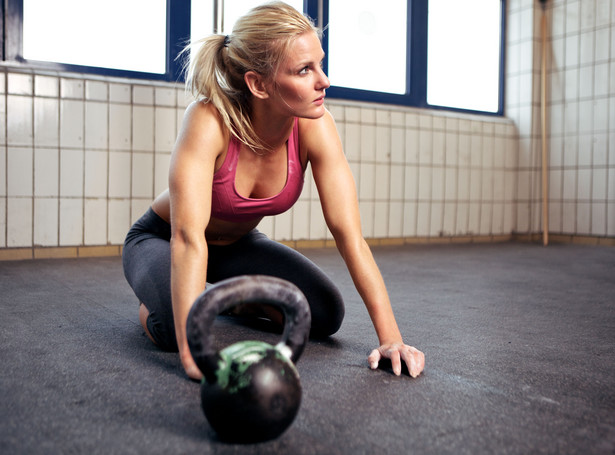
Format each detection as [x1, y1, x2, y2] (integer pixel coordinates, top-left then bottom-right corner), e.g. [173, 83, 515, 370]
[180, 347, 204, 381]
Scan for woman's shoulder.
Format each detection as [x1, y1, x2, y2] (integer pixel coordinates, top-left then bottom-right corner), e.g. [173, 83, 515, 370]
[297, 109, 336, 132]
[180, 100, 229, 147]
[184, 100, 224, 126]
[297, 109, 341, 153]
[175, 101, 229, 156]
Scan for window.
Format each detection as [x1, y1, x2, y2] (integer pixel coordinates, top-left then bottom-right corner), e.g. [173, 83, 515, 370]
[427, 0, 502, 113]
[3, 0, 189, 81]
[2, 0, 505, 114]
[23, 0, 167, 74]
[190, 0, 214, 41]
[322, 0, 505, 115]
[327, 0, 407, 94]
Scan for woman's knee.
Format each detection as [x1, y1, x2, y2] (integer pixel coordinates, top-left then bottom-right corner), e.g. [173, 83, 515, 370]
[309, 293, 345, 338]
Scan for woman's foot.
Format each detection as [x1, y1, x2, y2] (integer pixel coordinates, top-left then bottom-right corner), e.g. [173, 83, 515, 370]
[139, 303, 157, 345]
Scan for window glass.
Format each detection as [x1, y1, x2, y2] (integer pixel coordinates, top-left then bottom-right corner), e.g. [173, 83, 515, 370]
[327, 0, 407, 94]
[222, 0, 304, 34]
[191, 0, 215, 40]
[427, 0, 501, 112]
[22, 0, 167, 74]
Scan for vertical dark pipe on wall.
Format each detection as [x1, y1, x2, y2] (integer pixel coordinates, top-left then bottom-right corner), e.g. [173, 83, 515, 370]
[539, 0, 549, 246]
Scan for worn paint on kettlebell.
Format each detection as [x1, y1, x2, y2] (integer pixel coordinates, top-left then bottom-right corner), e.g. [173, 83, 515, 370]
[214, 341, 295, 394]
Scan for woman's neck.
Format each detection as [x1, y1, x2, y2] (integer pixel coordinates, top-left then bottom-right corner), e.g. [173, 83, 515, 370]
[249, 102, 295, 153]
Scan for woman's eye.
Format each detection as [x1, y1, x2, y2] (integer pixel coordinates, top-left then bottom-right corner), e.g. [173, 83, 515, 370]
[299, 66, 310, 75]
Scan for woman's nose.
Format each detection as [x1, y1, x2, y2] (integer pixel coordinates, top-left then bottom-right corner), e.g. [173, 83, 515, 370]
[317, 68, 330, 90]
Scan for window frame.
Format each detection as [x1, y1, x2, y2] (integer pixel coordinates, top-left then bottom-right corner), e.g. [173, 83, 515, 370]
[1, 0, 505, 116]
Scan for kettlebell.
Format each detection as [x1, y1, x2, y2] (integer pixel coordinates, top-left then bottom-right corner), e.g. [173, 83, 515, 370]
[186, 275, 311, 443]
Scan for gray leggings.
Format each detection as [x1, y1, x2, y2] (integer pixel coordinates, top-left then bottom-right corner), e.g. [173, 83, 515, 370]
[122, 208, 345, 351]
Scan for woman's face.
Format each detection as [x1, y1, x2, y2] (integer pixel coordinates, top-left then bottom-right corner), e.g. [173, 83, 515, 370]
[268, 32, 330, 119]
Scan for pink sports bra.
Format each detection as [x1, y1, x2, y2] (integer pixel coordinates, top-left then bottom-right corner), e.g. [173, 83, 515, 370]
[210, 118, 304, 222]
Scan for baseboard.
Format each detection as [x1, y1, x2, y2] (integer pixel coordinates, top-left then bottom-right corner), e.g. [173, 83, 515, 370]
[1, 234, 613, 261]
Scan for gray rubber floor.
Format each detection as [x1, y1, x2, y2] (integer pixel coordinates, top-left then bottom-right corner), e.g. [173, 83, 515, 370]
[1, 242, 614, 454]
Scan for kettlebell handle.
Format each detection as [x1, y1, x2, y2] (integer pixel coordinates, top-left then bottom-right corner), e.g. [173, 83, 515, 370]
[186, 275, 311, 383]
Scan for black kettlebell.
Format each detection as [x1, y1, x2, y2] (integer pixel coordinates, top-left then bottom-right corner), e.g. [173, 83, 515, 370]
[186, 275, 311, 443]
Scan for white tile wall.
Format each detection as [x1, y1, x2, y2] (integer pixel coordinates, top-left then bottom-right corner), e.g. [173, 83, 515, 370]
[85, 81, 107, 101]
[8, 73, 32, 95]
[0, 147, 5, 198]
[84, 150, 108, 197]
[60, 100, 84, 148]
[0, 72, 186, 249]
[506, 0, 615, 237]
[131, 152, 154, 198]
[154, 154, 171, 196]
[34, 148, 58, 197]
[35, 76, 58, 97]
[59, 149, 83, 197]
[109, 84, 129, 103]
[133, 106, 154, 152]
[108, 199, 131, 245]
[7, 95, 33, 146]
[291, 200, 310, 240]
[84, 198, 107, 245]
[61, 79, 84, 99]
[7, 147, 33, 197]
[85, 102, 108, 149]
[323, 99, 518, 240]
[154, 107, 177, 152]
[389, 201, 403, 237]
[34, 98, 59, 146]
[109, 104, 131, 151]
[108, 151, 132, 199]
[273, 209, 292, 240]
[0, 196, 3, 249]
[0, 91, 5, 145]
[59, 198, 82, 245]
[7, 197, 32, 247]
[133, 86, 154, 105]
[34, 198, 58, 246]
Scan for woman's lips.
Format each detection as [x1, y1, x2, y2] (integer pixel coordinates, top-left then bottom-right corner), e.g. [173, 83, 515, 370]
[314, 95, 325, 105]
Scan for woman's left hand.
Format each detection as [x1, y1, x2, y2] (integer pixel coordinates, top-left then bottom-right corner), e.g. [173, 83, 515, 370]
[368, 343, 425, 378]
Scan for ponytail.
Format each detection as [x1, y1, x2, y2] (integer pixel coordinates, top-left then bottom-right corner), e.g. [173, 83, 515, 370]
[183, 34, 259, 149]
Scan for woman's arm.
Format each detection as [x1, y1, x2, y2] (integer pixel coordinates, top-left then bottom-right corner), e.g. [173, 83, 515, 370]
[168, 102, 226, 380]
[303, 111, 425, 377]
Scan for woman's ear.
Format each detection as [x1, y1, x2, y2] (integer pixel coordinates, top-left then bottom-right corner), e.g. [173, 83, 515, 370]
[244, 71, 270, 99]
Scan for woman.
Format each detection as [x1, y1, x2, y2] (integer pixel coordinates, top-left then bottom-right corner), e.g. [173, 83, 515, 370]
[123, 1, 424, 381]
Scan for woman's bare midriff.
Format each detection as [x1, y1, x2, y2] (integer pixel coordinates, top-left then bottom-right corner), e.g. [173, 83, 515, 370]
[204, 217, 262, 245]
[150, 189, 262, 246]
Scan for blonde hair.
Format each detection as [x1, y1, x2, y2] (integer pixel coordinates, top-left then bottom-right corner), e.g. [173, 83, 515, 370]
[184, 1, 320, 152]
